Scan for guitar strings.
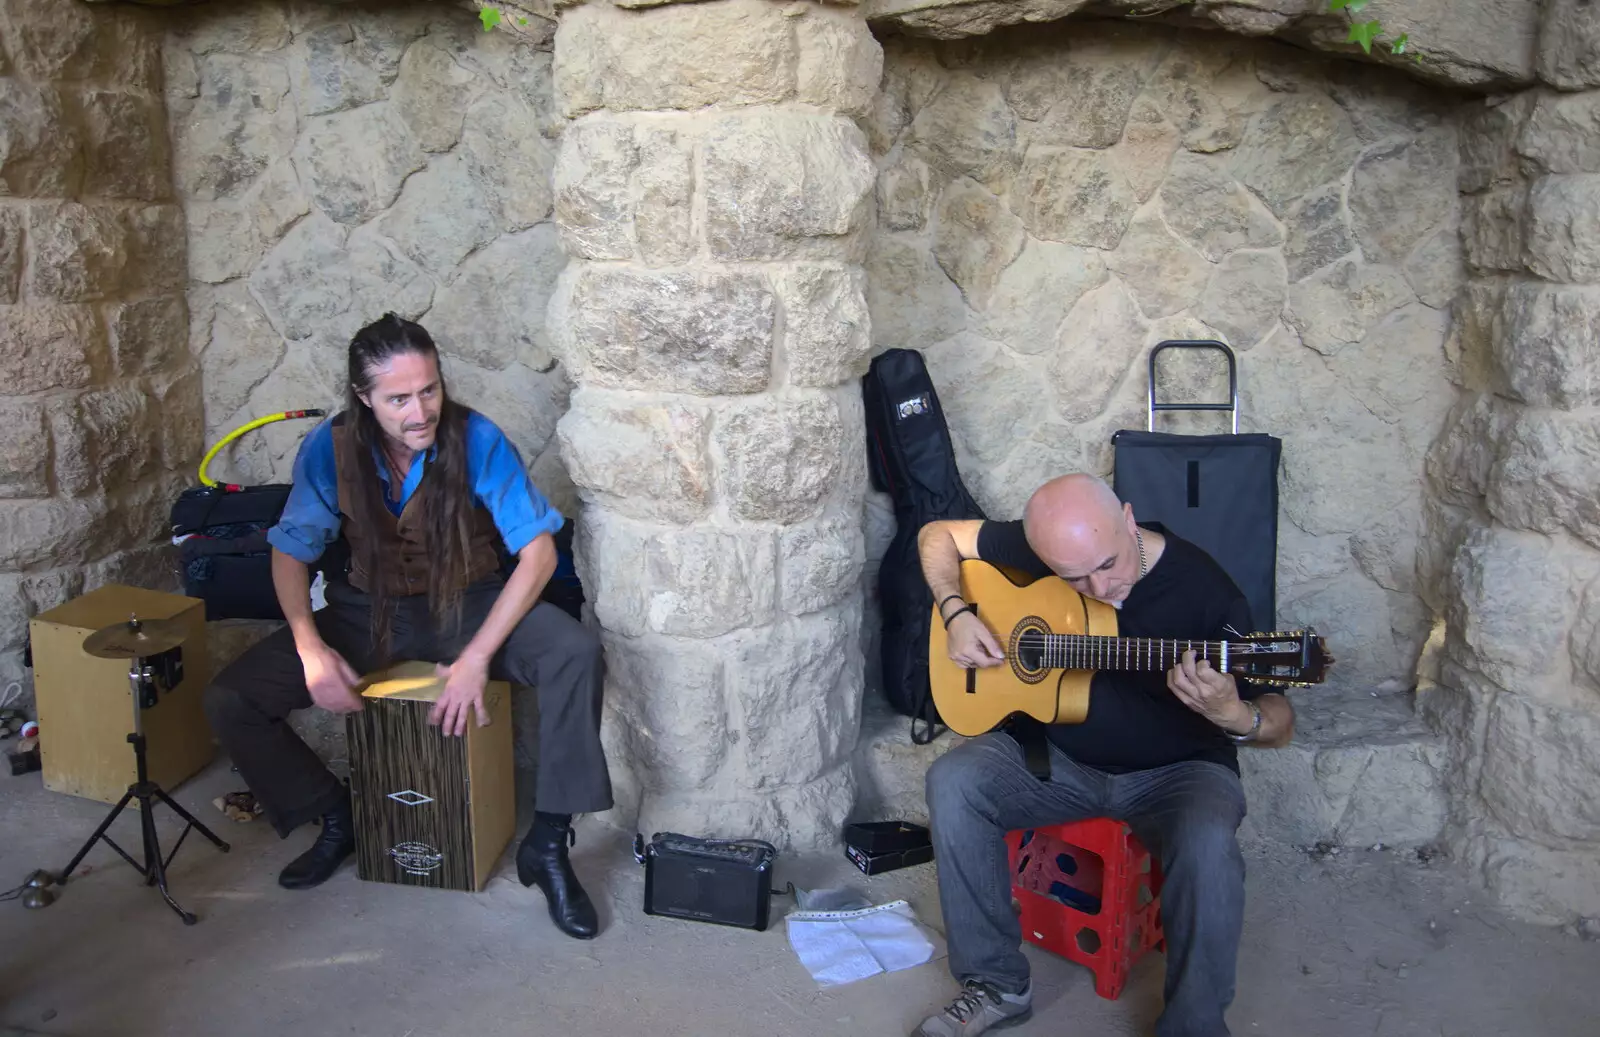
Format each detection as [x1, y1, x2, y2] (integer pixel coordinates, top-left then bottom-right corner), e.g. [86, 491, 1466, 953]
[1012, 636, 1229, 647]
[1008, 634, 1292, 670]
[1011, 636, 1285, 652]
[1012, 635, 1231, 656]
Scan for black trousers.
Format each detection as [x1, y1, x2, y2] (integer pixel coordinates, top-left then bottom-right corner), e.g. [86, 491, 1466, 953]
[204, 576, 614, 838]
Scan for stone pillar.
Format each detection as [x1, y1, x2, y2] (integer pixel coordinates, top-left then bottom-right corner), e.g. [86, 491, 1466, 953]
[547, 0, 881, 849]
[1421, 75, 1600, 924]
[0, 0, 199, 708]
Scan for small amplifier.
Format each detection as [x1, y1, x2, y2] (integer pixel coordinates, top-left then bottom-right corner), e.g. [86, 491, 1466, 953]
[634, 832, 779, 931]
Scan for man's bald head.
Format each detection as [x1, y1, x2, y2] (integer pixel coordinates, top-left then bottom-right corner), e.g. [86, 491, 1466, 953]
[1024, 474, 1124, 537]
[1022, 474, 1144, 605]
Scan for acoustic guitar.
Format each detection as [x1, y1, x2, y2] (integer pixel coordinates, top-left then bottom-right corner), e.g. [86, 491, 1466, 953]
[927, 559, 1333, 737]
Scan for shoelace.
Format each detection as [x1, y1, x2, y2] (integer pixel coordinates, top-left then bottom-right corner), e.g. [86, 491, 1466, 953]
[945, 982, 1002, 1024]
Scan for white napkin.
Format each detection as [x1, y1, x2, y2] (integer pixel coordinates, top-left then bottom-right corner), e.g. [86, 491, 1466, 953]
[785, 899, 943, 987]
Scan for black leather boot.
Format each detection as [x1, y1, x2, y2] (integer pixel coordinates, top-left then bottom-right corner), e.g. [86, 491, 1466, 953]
[516, 812, 598, 940]
[278, 798, 356, 890]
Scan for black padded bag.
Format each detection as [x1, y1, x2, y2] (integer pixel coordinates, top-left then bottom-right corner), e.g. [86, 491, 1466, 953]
[862, 348, 987, 743]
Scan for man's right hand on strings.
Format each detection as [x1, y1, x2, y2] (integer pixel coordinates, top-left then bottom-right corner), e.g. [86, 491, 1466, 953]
[946, 610, 1006, 669]
[919, 519, 1007, 670]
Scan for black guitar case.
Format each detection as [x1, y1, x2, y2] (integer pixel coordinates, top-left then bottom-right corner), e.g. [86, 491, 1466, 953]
[863, 348, 987, 744]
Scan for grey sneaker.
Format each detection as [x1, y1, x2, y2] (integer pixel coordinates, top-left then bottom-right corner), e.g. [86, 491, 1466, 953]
[911, 980, 1033, 1036]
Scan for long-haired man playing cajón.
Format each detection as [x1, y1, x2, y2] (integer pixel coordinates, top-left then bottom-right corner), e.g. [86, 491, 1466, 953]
[204, 313, 612, 939]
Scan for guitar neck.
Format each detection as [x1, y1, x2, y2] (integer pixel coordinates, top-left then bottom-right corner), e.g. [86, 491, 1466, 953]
[1031, 635, 1236, 672]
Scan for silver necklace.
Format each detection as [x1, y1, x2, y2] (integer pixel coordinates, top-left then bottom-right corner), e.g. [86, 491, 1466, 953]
[1135, 526, 1148, 579]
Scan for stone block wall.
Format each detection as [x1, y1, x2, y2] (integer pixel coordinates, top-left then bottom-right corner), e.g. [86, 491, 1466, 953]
[0, 0, 199, 711]
[548, 0, 882, 850]
[164, 2, 573, 511]
[864, 21, 1465, 696]
[1421, 70, 1600, 924]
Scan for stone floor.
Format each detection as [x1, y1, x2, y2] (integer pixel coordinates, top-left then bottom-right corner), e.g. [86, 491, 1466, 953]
[3, 760, 1599, 1037]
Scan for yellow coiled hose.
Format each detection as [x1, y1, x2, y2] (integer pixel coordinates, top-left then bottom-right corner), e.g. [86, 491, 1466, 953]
[198, 409, 326, 489]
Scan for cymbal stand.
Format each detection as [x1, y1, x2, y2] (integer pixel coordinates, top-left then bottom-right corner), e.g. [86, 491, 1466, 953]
[52, 654, 231, 925]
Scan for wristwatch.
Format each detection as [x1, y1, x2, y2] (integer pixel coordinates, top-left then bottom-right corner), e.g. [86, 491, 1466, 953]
[1225, 700, 1262, 744]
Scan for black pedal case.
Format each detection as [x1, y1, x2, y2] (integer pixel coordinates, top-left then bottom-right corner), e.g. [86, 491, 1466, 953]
[844, 820, 934, 876]
[635, 832, 778, 931]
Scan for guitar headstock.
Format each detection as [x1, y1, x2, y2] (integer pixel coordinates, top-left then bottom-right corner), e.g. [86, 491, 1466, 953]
[1227, 629, 1333, 687]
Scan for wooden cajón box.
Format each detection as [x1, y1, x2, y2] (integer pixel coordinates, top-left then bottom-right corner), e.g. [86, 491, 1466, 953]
[28, 584, 214, 805]
[346, 662, 515, 893]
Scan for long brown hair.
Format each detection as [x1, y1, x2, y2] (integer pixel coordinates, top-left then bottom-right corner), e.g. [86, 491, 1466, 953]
[345, 313, 475, 649]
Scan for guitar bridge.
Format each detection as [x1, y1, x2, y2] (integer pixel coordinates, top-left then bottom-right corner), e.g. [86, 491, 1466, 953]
[966, 602, 978, 695]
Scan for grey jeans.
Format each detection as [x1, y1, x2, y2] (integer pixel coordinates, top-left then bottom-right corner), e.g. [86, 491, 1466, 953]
[926, 733, 1248, 1037]
[204, 575, 613, 838]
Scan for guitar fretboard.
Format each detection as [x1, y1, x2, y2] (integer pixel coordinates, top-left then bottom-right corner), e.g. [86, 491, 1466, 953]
[1015, 635, 1236, 672]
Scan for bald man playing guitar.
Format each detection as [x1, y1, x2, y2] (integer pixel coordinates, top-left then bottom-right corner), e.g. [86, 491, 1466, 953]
[908, 473, 1295, 1037]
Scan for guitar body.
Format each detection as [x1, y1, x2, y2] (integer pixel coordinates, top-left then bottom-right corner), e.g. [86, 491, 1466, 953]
[928, 560, 1120, 738]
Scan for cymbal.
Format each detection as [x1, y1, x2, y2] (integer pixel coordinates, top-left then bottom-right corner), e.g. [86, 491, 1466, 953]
[82, 615, 188, 660]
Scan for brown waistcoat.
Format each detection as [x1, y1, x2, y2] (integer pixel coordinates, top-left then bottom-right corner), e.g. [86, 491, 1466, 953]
[330, 417, 502, 599]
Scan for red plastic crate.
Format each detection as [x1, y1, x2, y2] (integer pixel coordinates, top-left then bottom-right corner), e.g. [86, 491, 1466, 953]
[1005, 818, 1165, 1000]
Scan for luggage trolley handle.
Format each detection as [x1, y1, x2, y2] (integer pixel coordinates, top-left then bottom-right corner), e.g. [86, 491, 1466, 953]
[1147, 340, 1238, 434]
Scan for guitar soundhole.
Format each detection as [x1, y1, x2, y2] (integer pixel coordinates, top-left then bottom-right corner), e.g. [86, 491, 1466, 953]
[1010, 618, 1050, 685]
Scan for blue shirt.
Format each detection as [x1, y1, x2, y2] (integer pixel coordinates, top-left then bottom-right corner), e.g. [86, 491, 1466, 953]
[266, 411, 564, 565]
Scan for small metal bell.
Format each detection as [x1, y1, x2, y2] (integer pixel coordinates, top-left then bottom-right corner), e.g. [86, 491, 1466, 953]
[21, 886, 56, 909]
[19, 871, 57, 909]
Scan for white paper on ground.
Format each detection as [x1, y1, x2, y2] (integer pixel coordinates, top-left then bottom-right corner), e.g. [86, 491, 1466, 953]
[310, 570, 327, 612]
[785, 899, 945, 988]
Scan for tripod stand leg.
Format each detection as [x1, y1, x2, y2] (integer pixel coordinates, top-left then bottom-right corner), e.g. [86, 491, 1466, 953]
[140, 796, 197, 926]
[141, 792, 161, 887]
[152, 786, 231, 853]
[57, 787, 137, 883]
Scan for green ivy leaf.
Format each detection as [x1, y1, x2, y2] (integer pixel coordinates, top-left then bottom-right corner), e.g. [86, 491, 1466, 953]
[1329, 0, 1351, 10]
[519, 16, 528, 23]
[1389, 32, 1409, 54]
[480, 6, 502, 31]
[1347, 19, 1382, 53]
[1345, 0, 1371, 11]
